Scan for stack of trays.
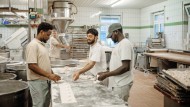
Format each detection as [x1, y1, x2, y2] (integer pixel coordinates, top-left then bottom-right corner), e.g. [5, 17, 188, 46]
[70, 34, 90, 59]
[156, 68, 190, 102]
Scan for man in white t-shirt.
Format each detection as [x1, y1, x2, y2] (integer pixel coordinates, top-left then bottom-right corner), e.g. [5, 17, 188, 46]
[49, 29, 70, 60]
[98, 23, 134, 102]
[25, 22, 61, 107]
[73, 28, 107, 81]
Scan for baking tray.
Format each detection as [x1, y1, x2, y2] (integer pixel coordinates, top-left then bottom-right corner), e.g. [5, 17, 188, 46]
[162, 70, 190, 91]
[156, 75, 190, 98]
[154, 85, 190, 103]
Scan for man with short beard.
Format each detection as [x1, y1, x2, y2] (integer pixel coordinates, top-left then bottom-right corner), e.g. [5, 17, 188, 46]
[73, 28, 107, 82]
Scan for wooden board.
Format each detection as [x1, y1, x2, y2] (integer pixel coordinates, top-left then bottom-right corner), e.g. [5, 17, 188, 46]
[144, 52, 190, 65]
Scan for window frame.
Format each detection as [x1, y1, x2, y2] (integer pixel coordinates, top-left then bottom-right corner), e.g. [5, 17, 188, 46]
[153, 12, 164, 38]
[99, 15, 121, 47]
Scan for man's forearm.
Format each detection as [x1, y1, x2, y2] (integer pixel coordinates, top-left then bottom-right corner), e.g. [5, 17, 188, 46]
[55, 44, 63, 48]
[106, 65, 129, 77]
[79, 63, 94, 74]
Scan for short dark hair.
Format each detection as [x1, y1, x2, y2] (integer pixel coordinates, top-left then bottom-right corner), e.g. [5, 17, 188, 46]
[37, 22, 53, 34]
[87, 28, 98, 36]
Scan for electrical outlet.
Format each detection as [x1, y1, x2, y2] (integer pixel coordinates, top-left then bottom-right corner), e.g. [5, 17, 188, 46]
[0, 34, 2, 38]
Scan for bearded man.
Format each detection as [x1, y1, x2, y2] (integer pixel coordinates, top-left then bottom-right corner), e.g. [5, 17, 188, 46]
[73, 28, 107, 82]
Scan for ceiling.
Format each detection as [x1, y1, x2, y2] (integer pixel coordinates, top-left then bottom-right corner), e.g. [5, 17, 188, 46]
[0, 0, 167, 9]
[72, 0, 167, 9]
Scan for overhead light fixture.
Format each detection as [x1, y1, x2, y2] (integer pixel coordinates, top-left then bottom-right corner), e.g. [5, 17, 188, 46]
[90, 11, 102, 18]
[108, 0, 120, 5]
[111, 0, 122, 7]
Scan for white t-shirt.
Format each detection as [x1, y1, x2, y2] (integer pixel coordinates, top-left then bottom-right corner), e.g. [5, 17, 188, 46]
[89, 42, 107, 76]
[49, 36, 61, 58]
[25, 38, 51, 80]
[109, 38, 134, 88]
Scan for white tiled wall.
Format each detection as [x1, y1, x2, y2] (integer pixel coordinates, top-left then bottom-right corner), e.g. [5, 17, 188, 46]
[123, 9, 141, 44]
[1, 0, 190, 51]
[140, 28, 153, 42]
[141, 2, 166, 26]
[140, 1, 166, 45]
[165, 25, 183, 49]
[140, 0, 190, 50]
[71, 7, 141, 45]
[0, 6, 141, 47]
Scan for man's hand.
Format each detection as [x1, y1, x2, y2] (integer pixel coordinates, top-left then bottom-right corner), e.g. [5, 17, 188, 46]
[65, 45, 70, 49]
[48, 74, 61, 82]
[98, 72, 108, 81]
[73, 71, 80, 81]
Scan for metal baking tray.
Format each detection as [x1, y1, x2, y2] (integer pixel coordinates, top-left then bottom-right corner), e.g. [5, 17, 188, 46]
[156, 75, 190, 98]
[162, 69, 190, 91]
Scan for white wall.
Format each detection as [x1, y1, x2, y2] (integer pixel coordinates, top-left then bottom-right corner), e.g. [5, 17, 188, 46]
[0, 27, 21, 47]
[71, 7, 141, 45]
[0, 6, 141, 47]
[165, 0, 186, 50]
[1, 0, 190, 50]
[0, 3, 28, 47]
[140, 1, 166, 42]
[140, 0, 190, 50]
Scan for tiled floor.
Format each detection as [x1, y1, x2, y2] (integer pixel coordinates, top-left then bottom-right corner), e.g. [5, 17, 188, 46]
[128, 70, 164, 107]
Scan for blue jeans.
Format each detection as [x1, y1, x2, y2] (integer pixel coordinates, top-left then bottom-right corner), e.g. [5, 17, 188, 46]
[28, 80, 51, 107]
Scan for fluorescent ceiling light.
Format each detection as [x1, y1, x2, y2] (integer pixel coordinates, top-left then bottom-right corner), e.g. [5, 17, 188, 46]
[108, 0, 120, 5]
[111, 0, 122, 7]
[90, 11, 102, 18]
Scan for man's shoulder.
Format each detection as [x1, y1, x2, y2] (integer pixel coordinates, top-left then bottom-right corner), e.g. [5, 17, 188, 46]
[120, 39, 133, 46]
[29, 39, 38, 44]
[27, 40, 38, 48]
[122, 38, 131, 43]
[50, 37, 55, 40]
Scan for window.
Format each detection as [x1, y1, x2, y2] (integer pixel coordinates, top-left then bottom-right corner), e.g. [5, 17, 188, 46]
[185, 5, 190, 17]
[100, 15, 120, 47]
[153, 12, 164, 38]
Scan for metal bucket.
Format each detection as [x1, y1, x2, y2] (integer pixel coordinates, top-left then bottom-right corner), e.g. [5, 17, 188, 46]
[0, 73, 16, 80]
[15, 70, 27, 81]
[0, 80, 28, 107]
[6, 64, 27, 81]
[0, 62, 6, 73]
[6, 70, 27, 81]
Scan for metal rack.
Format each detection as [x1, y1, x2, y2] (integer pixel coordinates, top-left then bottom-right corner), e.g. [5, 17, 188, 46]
[69, 33, 89, 59]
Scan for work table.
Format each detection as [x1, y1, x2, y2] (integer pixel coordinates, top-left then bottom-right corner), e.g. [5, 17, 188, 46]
[51, 67, 126, 107]
[144, 52, 190, 65]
